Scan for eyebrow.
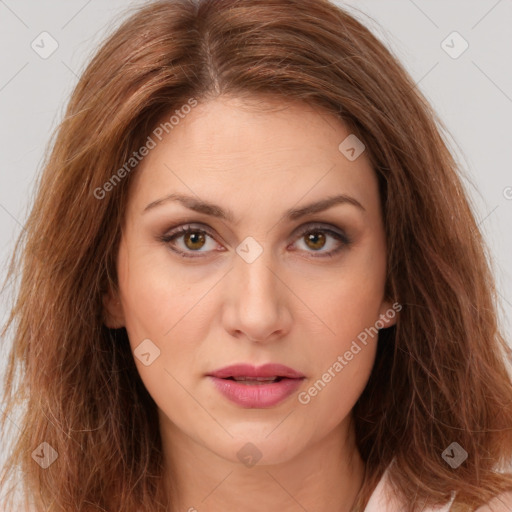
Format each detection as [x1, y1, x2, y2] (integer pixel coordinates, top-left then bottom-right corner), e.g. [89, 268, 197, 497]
[143, 192, 365, 221]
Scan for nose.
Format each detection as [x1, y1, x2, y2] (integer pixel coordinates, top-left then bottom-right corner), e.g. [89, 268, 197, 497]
[221, 245, 292, 344]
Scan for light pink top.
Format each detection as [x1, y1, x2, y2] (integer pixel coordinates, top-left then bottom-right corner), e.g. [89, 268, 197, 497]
[364, 464, 512, 511]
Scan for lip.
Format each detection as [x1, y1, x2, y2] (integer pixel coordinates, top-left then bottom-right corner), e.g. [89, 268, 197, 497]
[208, 363, 305, 379]
[207, 363, 305, 408]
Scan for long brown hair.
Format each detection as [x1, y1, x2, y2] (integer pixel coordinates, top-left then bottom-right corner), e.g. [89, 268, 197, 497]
[1, 0, 511, 510]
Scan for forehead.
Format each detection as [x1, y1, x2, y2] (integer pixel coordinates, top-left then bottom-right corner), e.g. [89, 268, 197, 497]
[127, 95, 379, 218]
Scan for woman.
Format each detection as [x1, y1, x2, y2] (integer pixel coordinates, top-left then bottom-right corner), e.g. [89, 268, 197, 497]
[1, 0, 512, 510]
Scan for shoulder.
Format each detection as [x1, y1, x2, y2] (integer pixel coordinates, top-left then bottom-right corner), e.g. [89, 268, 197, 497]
[472, 491, 512, 512]
[366, 464, 512, 512]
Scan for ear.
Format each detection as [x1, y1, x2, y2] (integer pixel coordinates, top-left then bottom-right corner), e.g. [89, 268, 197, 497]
[376, 298, 400, 329]
[102, 287, 125, 329]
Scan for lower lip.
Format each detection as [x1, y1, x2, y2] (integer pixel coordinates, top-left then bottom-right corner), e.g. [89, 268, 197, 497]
[208, 376, 304, 408]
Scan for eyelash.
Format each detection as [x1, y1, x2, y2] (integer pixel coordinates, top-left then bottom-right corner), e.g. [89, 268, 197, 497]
[158, 222, 351, 259]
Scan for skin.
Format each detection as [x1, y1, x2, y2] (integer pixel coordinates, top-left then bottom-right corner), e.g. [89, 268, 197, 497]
[103, 95, 397, 512]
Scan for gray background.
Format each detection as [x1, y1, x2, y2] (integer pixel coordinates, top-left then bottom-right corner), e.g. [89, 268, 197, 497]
[1, 0, 511, 489]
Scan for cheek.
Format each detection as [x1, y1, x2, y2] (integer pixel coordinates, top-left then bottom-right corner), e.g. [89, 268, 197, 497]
[116, 252, 212, 421]
[294, 240, 386, 419]
[117, 236, 211, 341]
[307, 243, 387, 342]
[115, 242, 213, 383]
[297, 342, 377, 438]
[297, 276, 383, 427]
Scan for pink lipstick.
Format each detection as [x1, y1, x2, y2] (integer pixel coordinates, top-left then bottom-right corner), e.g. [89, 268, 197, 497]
[207, 363, 305, 408]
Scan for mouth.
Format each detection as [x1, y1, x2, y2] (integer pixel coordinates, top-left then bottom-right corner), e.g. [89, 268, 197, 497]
[207, 362, 305, 380]
[222, 376, 287, 384]
[206, 363, 305, 408]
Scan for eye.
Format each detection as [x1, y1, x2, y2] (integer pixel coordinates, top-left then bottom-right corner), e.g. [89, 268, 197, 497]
[158, 222, 351, 259]
[290, 223, 351, 258]
[159, 224, 220, 258]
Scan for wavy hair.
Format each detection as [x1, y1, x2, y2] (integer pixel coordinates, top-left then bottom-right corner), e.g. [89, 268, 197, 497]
[1, 0, 512, 510]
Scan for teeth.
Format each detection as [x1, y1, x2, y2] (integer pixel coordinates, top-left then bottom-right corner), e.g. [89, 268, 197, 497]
[232, 376, 279, 382]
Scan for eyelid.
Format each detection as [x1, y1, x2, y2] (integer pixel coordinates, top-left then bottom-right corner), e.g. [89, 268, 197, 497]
[160, 222, 220, 244]
[292, 222, 349, 242]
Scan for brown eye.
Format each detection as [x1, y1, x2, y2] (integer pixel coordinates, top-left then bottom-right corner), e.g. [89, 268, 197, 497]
[183, 231, 206, 250]
[292, 224, 351, 258]
[303, 231, 327, 251]
[159, 225, 219, 258]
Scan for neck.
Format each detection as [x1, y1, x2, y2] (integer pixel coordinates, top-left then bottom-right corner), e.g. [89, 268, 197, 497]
[160, 414, 365, 512]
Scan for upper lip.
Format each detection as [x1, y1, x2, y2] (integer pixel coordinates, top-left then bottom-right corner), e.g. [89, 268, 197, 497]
[208, 363, 305, 379]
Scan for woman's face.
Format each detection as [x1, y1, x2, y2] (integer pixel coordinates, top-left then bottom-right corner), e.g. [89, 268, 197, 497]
[104, 95, 396, 466]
